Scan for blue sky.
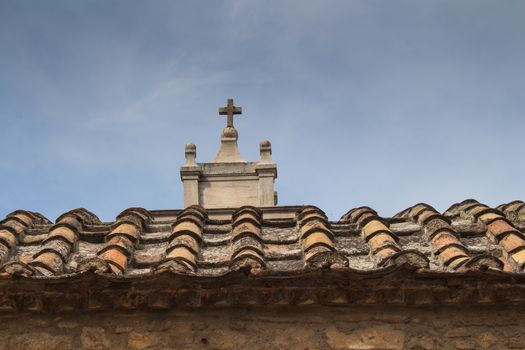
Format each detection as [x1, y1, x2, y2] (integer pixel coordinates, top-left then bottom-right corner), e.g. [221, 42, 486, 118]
[1, 1, 524, 221]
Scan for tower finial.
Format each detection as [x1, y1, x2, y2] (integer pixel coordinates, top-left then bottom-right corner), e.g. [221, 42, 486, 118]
[218, 98, 242, 128]
[259, 140, 273, 163]
[214, 98, 245, 163]
[184, 143, 197, 165]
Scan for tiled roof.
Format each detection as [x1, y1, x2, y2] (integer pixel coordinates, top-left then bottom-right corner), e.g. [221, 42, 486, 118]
[1, 199, 525, 310]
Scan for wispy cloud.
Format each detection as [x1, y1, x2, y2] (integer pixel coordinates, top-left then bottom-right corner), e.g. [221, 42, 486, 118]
[1, 0, 524, 221]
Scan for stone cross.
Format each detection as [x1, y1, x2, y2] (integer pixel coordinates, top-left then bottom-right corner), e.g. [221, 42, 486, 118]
[218, 98, 242, 128]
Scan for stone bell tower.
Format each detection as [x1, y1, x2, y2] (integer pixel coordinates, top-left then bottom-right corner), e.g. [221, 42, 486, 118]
[180, 98, 278, 208]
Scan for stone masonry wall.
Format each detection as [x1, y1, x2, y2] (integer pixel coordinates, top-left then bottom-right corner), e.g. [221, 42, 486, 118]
[1, 306, 524, 349]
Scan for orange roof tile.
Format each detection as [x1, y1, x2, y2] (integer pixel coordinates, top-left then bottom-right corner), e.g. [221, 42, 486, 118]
[0, 200, 524, 310]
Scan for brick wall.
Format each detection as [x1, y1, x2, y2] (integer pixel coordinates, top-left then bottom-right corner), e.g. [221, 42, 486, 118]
[1, 306, 524, 349]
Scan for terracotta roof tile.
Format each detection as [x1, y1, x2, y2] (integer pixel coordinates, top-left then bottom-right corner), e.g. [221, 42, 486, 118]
[343, 207, 429, 269]
[0, 200, 524, 309]
[158, 205, 206, 273]
[1, 200, 523, 278]
[298, 206, 347, 269]
[445, 200, 525, 271]
[230, 206, 265, 271]
[396, 203, 502, 271]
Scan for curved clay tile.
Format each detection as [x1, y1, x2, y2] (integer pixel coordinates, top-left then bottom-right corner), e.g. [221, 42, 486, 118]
[230, 206, 265, 271]
[448, 200, 525, 271]
[55, 208, 100, 226]
[0, 210, 50, 265]
[396, 203, 502, 271]
[157, 205, 207, 273]
[343, 207, 428, 269]
[95, 208, 152, 275]
[498, 201, 525, 225]
[442, 199, 477, 219]
[298, 206, 348, 269]
[29, 208, 101, 276]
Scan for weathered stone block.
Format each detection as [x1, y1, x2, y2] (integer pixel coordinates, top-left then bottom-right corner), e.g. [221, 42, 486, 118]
[326, 326, 405, 350]
[128, 332, 160, 349]
[9, 333, 73, 350]
[80, 327, 111, 350]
